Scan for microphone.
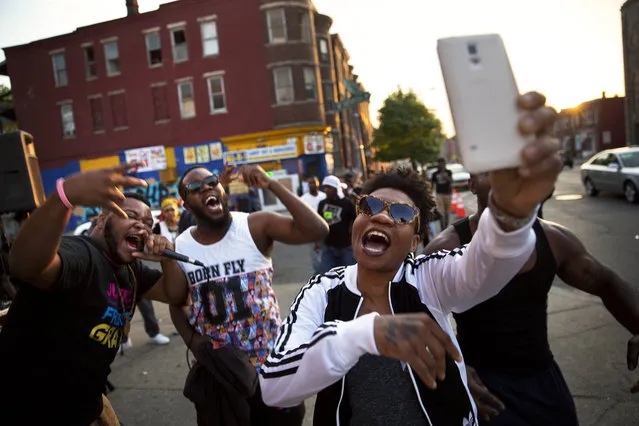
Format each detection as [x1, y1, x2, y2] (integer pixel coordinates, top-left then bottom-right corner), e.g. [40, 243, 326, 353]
[162, 249, 205, 267]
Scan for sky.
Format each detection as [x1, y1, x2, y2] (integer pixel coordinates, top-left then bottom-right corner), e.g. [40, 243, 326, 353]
[0, 0, 629, 135]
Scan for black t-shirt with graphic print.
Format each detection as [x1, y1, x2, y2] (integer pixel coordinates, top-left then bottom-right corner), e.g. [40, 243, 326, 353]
[0, 236, 160, 425]
[318, 197, 357, 248]
[431, 169, 453, 194]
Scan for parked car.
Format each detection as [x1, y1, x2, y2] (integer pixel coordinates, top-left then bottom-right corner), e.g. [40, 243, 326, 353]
[73, 209, 163, 236]
[447, 163, 471, 189]
[580, 146, 639, 204]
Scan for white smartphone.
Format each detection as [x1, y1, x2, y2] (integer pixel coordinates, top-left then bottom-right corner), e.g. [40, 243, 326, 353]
[437, 34, 528, 173]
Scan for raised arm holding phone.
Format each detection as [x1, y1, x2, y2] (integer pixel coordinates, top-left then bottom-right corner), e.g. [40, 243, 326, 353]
[259, 90, 563, 426]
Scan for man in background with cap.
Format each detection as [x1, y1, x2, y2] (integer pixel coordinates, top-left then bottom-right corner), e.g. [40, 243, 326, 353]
[315, 175, 357, 273]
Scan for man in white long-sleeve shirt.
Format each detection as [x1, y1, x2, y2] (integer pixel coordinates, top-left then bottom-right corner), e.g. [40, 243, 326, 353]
[259, 92, 563, 426]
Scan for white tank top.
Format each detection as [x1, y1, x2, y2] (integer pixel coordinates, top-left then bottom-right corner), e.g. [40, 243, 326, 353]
[175, 212, 279, 371]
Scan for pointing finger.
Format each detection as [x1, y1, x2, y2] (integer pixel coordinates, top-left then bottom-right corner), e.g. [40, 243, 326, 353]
[113, 175, 147, 188]
[105, 201, 128, 219]
[110, 162, 144, 174]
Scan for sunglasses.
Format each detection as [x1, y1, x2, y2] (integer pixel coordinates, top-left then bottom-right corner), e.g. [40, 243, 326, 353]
[185, 175, 219, 194]
[356, 195, 420, 230]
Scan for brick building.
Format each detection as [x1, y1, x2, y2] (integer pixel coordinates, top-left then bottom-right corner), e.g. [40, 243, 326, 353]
[0, 0, 372, 221]
[622, 0, 639, 144]
[553, 94, 626, 159]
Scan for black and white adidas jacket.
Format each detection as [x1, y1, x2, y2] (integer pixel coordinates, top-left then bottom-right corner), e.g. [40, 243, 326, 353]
[259, 209, 536, 426]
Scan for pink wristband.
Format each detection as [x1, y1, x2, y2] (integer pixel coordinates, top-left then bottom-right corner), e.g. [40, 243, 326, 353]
[56, 178, 74, 209]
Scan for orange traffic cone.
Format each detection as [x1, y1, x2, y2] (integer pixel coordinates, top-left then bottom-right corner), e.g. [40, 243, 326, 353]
[456, 192, 467, 218]
[450, 189, 458, 214]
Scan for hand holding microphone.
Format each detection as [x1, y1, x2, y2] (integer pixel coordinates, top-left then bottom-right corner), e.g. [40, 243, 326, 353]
[132, 234, 204, 266]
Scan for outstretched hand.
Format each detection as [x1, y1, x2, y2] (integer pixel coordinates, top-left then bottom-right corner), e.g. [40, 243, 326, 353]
[63, 162, 147, 218]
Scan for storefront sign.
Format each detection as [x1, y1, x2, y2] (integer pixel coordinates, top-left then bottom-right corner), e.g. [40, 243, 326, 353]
[304, 135, 325, 155]
[183, 147, 196, 165]
[124, 145, 167, 172]
[224, 142, 298, 165]
[209, 142, 223, 160]
[196, 145, 210, 163]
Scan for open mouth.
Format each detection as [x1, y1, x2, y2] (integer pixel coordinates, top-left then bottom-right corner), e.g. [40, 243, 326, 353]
[124, 234, 144, 251]
[204, 194, 223, 214]
[361, 229, 391, 256]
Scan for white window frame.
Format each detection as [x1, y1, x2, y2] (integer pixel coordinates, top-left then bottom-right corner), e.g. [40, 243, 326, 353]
[83, 45, 97, 80]
[170, 27, 189, 63]
[58, 101, 75, 138]
[303, 67, 317, 100]
[51, 52, 68, 87]
[103, 41, 120, 76]
[145, 31, 163, 67]
[319, 38, 329, 62]
[266, 9, 287, 44]
[273, 67, 294, 104]
[200, 20, 219, 57]
[206, 74, 227, 114]
[177, 79, 196, 119]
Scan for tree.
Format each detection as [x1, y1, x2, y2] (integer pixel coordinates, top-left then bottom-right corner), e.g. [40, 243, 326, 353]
[372, 89, 446, 165]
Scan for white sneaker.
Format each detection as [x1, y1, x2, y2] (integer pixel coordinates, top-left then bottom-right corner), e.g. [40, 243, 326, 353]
[120, 337, 133, 351]
[149, 333, 170, 345]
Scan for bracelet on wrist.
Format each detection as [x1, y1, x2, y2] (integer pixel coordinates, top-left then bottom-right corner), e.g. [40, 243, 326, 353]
[56, 178, 74, 210]
[487, 190, 537, 230]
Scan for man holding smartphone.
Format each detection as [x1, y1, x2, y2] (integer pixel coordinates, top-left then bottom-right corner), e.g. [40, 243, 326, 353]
[431, 158, 454, 229]
[425, 173, 639, 425]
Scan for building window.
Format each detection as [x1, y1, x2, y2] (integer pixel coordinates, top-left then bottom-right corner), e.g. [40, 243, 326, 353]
[303, 67, 317, 100]
[300, 12, 311, 43]
[266, 9, 287, 44]
[59, 102, 75, 137]
[206, 75, 226, 113]
[103, 42, 120, 76]
[89, 97, 104, 132]
[201, 21, 219, 57]
[171, 28, 189, 63]
[177, 80, 195, 118]
[110, 92, 128, 129]
[145, 32, 163, 66]
[323, 83, 334, 111]
[51, 53, 68, 87]
[273, 67, 294, 104]
[84, 46, 97, 79]
[319, 38, 329, 62]
[151, 85, 170, 122]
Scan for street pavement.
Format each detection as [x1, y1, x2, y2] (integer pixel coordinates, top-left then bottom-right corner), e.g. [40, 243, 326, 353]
[108, 167, 639, 425]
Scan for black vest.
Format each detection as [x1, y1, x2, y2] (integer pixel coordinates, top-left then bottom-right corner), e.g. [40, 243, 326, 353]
[452, 217, 557, 374]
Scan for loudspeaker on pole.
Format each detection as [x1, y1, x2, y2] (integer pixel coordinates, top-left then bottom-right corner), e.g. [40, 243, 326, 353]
[0, 130, 46, 213]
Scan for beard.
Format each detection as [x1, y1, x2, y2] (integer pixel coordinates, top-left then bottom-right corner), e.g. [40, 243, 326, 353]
[191, 203, 232, 229]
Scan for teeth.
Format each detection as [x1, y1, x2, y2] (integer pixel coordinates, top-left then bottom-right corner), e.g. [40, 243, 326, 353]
[205, 195, 219, 205]
[367, 230, 389, 242]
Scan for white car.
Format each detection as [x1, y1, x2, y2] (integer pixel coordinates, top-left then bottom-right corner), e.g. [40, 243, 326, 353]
[73, 209, 162, 236]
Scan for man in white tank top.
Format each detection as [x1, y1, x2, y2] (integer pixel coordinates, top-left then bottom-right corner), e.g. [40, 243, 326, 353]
[163, 164, 328, 425]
